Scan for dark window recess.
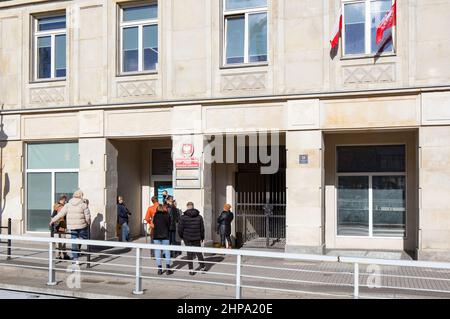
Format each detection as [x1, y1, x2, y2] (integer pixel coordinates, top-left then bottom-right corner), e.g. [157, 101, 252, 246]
[337, 145, 406, 173]
[152, 149, 173, 175]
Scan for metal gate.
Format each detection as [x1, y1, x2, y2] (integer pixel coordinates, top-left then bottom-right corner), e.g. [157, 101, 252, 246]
[235, 170, 286, 248]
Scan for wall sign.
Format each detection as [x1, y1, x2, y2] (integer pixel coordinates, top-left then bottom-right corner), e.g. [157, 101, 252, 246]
[175, 143, 200, 168]
[299, 154, 309, 165]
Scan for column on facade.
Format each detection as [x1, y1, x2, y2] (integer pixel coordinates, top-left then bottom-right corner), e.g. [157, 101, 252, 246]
[285, 130, 324, 254]
[79, 138, 118, 241]
[419, 127, 450, 261]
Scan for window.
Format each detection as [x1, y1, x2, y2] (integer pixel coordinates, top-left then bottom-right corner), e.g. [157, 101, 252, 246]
[343, 0, 394, 56]
[337, 145, 406, 238]
[223, 0, 268, 65]
[26, 142, 79, 232]
[120, 3, 158, 74]
[34, 14, 67, 80]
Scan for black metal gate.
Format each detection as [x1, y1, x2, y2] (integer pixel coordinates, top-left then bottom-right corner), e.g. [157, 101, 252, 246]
[235, 170, 286, 248]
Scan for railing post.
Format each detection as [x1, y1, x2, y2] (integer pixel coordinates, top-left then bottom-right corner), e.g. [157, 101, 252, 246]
[353, 263, 359, 299]
[86, 226, 91, 269]
[133, 247, 144, 295]
[7, 218, 11, 260]
[235, 254, 242, 299]
[47, 242, 57, 286]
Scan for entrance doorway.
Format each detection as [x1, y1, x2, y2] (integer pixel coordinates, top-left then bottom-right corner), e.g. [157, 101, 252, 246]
[235, 147, 287, 249]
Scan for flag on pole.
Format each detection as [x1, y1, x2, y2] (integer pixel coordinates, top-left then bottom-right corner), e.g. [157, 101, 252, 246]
[330, 7, 342, 49]
[376, 1, 397, 45]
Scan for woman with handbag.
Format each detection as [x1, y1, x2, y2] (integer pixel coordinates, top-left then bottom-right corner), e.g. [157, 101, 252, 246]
[51, 195, 71, 260]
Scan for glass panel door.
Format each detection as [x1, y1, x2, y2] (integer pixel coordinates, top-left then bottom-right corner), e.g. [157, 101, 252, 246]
[27, 173, 52, 232]
[373, 176, 406, 237]
[337, 176, 370, 236]
[55, 172, 78, 201]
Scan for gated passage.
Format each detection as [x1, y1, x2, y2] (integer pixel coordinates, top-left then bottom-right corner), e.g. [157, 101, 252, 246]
[235, 170, 286, 248]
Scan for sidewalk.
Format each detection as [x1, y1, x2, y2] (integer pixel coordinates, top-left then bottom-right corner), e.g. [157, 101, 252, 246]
[0, 238, 449, 299]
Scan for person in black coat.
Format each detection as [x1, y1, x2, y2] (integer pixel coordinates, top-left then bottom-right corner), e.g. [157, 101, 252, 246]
[117, 196, 131, 242]
[217, 204, 234, 249]
[152, 204, 173, 275]
[178, 202, 206, 275]
[166, 196, 181, 257]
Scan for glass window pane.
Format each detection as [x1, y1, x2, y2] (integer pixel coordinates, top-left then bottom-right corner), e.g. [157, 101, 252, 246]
[371, 0, 393, 53]
[225, 0, 267, 10]
[123, 27, 139, 72]
[373, 176, 406, 237]
[37, 36, 51, 79]
[55, 34, 66, 78]
[27, 173, 52, 232]
[344, 2, 366, 55]
[338, 176, 369, 236]
[55, 172, 78, 201]
[337, 145, 406, 173]
[248, 13, 267, 62]
[38, 15, 66, 31]
[226, 16, 245, 64]
[143, 25, 158, 70]
[27, 142, 79, 170]
[123, 5, 157, 22]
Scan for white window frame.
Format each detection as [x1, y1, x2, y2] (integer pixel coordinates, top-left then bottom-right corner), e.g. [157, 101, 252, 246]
[341, 0, 396, 57]
[223, 0, 269, 66]
[33, 14, 67, 81]
[25, 143, 79, 233]
[119, 3, 158, 75]
[335, 144, 408, 239]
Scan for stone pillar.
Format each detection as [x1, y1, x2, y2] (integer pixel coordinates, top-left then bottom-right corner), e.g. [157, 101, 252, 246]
[79, 138, 118, 241]
[172, 134, 214, 245]
[418, 127, 450, 261]
[0, 141, 23, 235]
[285, 130, 324, 254]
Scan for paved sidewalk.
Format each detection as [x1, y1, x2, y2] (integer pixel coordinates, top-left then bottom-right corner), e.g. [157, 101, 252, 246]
[0, 238, 449, 299]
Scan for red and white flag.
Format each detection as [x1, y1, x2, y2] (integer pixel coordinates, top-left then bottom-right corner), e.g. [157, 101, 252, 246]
[330, 7, 342, 49]
[376, 1, 397, 44]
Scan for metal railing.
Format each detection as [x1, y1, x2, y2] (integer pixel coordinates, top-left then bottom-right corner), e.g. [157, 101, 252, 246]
[0, 233, 449, 299]
[0, 219, 11, 260]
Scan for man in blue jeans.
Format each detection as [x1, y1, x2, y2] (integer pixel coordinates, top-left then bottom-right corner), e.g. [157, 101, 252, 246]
[50, 190, 91, 264]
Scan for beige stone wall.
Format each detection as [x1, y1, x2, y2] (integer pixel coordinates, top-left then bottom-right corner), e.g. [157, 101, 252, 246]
[286, 130, 324, 253]
[419, 126, 450, 261]
[1, 0, 449, 110]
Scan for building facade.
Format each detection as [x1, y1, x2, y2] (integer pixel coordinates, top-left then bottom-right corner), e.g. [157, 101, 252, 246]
[1, 0, 450, 261]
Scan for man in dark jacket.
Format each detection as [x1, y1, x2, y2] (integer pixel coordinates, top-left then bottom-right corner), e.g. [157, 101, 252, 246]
[178, 202, 206, 275]
[117, 196, 131, 242]
[166, 196, 181, 257]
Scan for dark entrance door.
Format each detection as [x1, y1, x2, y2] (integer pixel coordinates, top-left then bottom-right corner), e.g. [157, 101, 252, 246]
[235, 168, 286, 249]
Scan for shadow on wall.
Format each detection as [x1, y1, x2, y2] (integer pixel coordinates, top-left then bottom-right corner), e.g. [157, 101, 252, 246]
[91, 213, 106, 240]
[0, 114, 10, 229]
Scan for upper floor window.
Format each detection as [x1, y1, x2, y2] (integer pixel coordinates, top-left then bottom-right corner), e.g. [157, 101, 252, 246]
[120, 3, 158, 74]
[343, 0, 394, 56]
[223, 0, 268, 66]
[34, 14, 66, 80]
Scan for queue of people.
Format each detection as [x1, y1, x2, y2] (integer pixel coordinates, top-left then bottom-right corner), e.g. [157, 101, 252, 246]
[48, 188, 235, 275]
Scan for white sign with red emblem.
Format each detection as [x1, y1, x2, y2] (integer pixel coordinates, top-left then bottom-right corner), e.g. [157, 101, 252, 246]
[175, 143, 200, 168]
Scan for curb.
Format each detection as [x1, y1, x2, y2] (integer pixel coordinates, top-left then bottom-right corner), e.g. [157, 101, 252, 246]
[0, 283, 134, 299]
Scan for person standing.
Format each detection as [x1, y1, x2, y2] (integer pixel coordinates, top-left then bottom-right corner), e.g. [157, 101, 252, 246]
[217, 204, 234, 249]
[145, 196, 159, 240]
[152, 204, 173, 275]
[166, 196, 180, 257]
[50, 194, 70, 260]
[178, 202, 206, 275]
[117, 196, 131, 242]
[162, 190, 169, 205]
[50, 190, 91, 264]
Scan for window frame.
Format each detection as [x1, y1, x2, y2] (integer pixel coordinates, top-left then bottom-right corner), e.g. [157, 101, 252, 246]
[119, 2, 159, 75]
[25, 141, 79, 233]
[33, 13, 67, 82]
[341, 0, 396, 58]
[335, 143, 408, 239]
[222, 0, 269, 68]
